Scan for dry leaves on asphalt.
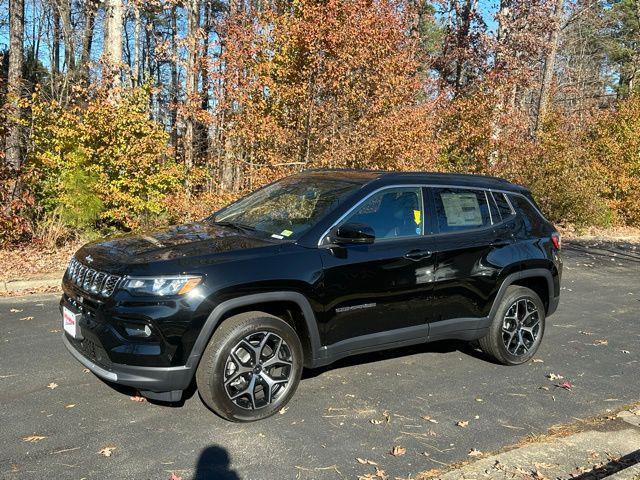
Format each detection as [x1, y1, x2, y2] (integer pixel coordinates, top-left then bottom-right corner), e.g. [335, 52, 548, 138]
[65, 404, 75, 408]
[129, 394, 147, 402]
[390, 446, 406, 456]
[279, 406, 288, 414]
[557, 381, 573, 391]
[532, 358, 544, 363]
[621, 350, 630, 354]
[23, 435, 46, 443]
[10, 308, 23, 313]
[168, 474, 182, 480]
[420, 415, 438, 423]
[592, 339, 608, 346]
[356, 458, 377, 465]
[47, 382, 58, 390]
[98, 446, 116, 457]
[370, 419, 383, 425]
[456, 420, 469, 428]
[19, 316, 34, 321]
[468, 448, 483, 457]
[547, 373, 564, 381]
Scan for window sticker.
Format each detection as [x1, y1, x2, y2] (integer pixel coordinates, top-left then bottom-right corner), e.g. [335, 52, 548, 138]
[413, 209, 421, 226]
[281, 229, 293, 237]
[440, 192, 483, 226]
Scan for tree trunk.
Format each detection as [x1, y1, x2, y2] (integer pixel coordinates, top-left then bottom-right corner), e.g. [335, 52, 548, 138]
[55, 0, 75, 72]
[133, 2, 141, 86]
[80, 0, 97, 79]
[51, 2, 60, 93]
[103, 0, 124, 90]
[535, 0, 565, 136]
[184, 0, 201, 189]
[6, 0, 25, 173]
[170, 5, 178, 151]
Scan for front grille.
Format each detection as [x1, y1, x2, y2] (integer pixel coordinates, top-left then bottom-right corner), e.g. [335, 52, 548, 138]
[67, 257, 122, 297]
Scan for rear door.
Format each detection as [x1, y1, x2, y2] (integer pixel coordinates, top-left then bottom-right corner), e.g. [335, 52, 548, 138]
[427, 186, 501, 338]
[318, 186, 436, 349]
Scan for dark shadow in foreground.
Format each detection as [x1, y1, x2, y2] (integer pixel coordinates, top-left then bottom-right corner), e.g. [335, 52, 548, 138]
[194, 445, 241, 480]
[566, 449, 640, 480]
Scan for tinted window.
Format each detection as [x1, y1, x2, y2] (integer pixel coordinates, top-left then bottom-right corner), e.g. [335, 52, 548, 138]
[509, 194, 546, 235]
[492, 191, 515, 221]
[342, 187, 424, 239]
[433, 188, 491, 233]
[214, 177, 361, 239]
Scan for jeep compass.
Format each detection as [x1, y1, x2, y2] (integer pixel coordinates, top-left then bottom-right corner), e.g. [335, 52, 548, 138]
[61, 170, 562, 422]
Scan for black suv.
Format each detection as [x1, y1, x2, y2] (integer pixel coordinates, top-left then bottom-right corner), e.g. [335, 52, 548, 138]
[61, 171, 562, 421]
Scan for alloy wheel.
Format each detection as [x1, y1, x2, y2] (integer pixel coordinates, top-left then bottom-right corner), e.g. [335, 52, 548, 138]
[501, 298, 541, 356]
[224, 331, 294, 410]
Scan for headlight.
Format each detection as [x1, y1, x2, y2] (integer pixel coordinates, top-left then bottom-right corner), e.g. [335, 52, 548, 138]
[122, 275, 202, 296]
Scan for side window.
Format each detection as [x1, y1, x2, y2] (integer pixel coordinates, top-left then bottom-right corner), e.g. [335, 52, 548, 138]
[433, 187, 491, 233]
[487, 191, 500, 223]
[508, 194, 546, 235]
[342, 187, 424, 240]
[492, 191, 515, 221]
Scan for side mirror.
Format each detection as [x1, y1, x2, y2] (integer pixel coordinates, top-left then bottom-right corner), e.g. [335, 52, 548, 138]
[330, 222, 375, 245]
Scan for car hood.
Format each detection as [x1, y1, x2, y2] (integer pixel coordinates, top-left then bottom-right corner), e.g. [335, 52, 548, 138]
[74, 222, 281, 274]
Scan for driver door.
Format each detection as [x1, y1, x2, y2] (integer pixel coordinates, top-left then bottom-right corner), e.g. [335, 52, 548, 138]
[318, 187, 436, 351]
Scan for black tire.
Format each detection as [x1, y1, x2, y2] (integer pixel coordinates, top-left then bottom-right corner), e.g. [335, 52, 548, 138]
[478, 286, 546, 365]
[196, 311, 303, 422]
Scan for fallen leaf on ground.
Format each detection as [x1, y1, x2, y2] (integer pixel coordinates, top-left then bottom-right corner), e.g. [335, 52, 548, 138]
[468, 448, 483, 457]
[65, 404, 75, 408]
[129, 395, 146, 402]
[98, 446, 116, 457]
[10, 308, 23, 313]
[23, 435, 46, 443]
[532, 358, 544, 363]
[82, 368, 90, 373]
[579, 331, 594, 336]
[356, 458, 377, 465]
[475, 398, 483, 402]
[168, 474, 182, 480]
[370, 419, 383, 425]
[279, 406, 288, 414]
[374, 466, 387, 479]
[50, 329, 61, 333]
[47, 382, 58, 390]
[539, 386, 550, 391]
[417, 469, 440, 478]
[456, 420, 469, 428]
[420, 415, 438, 423]
[19, 316, 34, 321]
[592, 339, 608, 346]
[621, 350, 630, 354]
[557, 381, 573, 390]
[390, 445, 406, 456]
[547, 373, 564, 380]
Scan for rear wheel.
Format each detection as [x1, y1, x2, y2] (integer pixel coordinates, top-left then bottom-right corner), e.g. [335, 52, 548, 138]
[196, 312, 303, 422]
[478, 286, 545, 365]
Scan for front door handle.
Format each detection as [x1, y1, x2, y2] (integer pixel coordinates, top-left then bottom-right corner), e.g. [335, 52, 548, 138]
[404, 249, 432, 261]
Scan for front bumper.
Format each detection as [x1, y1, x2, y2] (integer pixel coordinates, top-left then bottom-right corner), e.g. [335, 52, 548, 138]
[63, 334, 193, 401]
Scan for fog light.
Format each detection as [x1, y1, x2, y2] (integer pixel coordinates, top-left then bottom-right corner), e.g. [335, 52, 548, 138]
[124, 323, 152, 338]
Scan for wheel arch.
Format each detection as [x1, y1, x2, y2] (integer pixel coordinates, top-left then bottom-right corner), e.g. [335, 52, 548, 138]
[490, 268, 555, 319]
[186, 292, 322, 371]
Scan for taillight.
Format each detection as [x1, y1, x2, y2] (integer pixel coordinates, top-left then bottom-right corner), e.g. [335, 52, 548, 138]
[551, 232, 561, 250]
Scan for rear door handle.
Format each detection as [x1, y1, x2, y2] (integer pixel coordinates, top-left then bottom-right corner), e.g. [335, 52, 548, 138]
[404, 249, 432, 261]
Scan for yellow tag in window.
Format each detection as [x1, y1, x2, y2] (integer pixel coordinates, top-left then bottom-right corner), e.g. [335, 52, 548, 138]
[413, 210, 421, 225]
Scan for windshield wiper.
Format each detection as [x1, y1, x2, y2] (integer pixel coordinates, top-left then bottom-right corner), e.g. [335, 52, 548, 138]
[214, 220, 258, 234]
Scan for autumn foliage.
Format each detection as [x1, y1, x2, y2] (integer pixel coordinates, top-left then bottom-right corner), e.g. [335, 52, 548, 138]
[1, 0, 639, 246]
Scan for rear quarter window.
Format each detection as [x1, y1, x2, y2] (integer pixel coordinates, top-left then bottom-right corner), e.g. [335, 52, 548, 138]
[491, 191, 515, 221]
[508, 194, 548, 236]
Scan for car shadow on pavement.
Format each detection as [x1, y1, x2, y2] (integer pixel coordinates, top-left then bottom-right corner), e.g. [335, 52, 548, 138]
[194, 445, 241, 480]
[302, 339, 493, 380]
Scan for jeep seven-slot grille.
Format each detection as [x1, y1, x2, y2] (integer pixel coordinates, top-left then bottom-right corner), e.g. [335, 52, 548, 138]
[66, 257, 121, 297]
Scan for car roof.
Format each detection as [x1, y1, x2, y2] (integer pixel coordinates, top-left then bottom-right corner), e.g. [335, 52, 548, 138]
[299, 169, 528, 193]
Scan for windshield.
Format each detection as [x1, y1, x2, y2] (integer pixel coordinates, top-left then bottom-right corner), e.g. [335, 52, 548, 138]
[211, 176, 362, 239]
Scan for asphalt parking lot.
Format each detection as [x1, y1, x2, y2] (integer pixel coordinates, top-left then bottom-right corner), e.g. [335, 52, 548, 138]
[1, 241, 639, 480]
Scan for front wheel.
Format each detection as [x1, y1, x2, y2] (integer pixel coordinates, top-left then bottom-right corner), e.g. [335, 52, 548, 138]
[478, 286, 546, 365]
[196, 312, 303, 422]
